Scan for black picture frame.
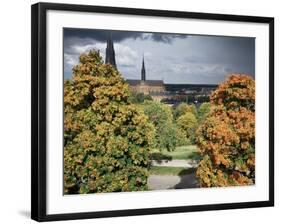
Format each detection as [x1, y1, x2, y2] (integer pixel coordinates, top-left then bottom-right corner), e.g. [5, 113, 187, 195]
[31, 2, 274, 222]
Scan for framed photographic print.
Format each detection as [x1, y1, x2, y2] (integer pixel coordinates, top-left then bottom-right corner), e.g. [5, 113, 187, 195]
[31, 2, 274, 222]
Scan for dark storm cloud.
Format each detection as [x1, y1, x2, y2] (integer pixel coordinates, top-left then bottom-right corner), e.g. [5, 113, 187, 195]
[143, 33, 187, 44]
[183, 36, 254, 65]
[64, 28, 255, 84]
[64, 28, 138, 42]
[182, 36, 255, 78]
[64, 28, 187, 44]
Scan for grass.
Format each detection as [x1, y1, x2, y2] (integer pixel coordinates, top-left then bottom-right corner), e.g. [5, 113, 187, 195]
[151, 145, 201, 161]
[149, 166, 196, 176]
[149, 145, 201, 176]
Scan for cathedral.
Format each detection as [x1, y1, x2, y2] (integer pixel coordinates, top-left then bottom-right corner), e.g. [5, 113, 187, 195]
[104, 34, 217, 103]
[126, 56, 166, 96]
[105, 33, 116, 68]
[105, 34, 166, 100]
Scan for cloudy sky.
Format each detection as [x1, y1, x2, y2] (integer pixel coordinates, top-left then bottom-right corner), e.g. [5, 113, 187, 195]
[64, 28, 255, 84]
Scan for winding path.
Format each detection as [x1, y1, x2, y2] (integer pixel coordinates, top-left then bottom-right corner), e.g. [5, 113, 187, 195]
[148, 173, 198, 190]
[148, 159, 199, 190]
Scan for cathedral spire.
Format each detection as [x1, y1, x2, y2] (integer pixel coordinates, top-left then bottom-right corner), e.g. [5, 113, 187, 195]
[141, 55, 146, 81]
[105, 32, 117, 68]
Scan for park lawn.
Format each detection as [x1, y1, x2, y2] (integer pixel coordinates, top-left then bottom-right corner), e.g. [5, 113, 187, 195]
[151, 145, 201, 160]
[149, 166, 196, 176]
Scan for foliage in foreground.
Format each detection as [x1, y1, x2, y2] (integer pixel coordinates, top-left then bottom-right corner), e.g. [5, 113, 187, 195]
[196, 74, 255, 187]
[64, 50, 155, 194]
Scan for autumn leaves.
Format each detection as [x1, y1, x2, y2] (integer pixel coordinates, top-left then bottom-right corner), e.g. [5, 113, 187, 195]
[64, 51, 154, 194]
[64, 50, 256, 193]
[196, 75, 255, 187]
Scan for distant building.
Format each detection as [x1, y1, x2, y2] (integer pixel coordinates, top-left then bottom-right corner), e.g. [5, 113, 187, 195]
[164, 84, 217, 95]
[126, 56, 166, 101]
[104, 36, 217, 104]
[105, 33, 116, 68]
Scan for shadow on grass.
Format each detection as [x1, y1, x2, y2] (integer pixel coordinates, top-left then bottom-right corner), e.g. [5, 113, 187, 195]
[149, 153, 172, 164]
[178, 167, 197, 175]
[188, 151, 202, 161]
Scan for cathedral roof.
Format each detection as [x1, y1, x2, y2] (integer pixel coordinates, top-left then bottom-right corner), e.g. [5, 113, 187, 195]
[126, 79, 164, 86]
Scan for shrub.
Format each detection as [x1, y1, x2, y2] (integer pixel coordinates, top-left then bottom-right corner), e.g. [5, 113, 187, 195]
[196, 74, 255, 187]
[64, 50, 155, 194]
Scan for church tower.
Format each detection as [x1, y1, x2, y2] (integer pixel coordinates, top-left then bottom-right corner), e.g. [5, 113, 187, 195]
[105, 33, 117, 68]
[141, 55, 146, 81]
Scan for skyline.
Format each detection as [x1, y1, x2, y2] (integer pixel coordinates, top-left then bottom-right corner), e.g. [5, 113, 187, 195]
[64, 28, 255, 84]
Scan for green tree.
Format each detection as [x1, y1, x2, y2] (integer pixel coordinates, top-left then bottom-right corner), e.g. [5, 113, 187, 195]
[141, 101, 181, 151]
[197, 102, 211, 120]
[176, 127, 189, 146]
[128, 92, 153, 104]
[158, 122, 178, 151]
[187, 104, 197, 116]
[196, 74, 255, 187]
[176, 112, 198, 143]
[174, 103, 197, 120]
[64, 50, 155, 194]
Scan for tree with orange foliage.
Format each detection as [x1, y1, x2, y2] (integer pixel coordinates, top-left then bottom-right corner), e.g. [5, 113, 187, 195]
[64, 50, 155, 194]
[196, 74, 255, 187]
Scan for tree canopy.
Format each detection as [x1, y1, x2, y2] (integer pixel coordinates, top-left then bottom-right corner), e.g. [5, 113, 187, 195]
[140, 100, 185, 151]
[173, 103, 197, 120]
[196, 74, 255, 187]
[64, 50, 155, 194]
[197, 102, 211, 120]
[176, 112, 198, 144]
